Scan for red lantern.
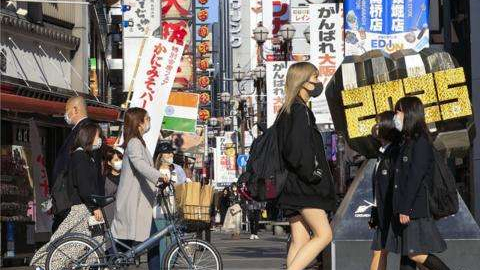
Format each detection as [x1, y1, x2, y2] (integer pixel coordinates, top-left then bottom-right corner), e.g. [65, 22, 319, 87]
[197, 9, 208, 22]
[198, 0, 208, 5]
[198, 42, 209, 55]
[198, 76, 210, 88]
[198, 25, 209, 38]
[198, 59, 209, 71]
[199, 92, 211, 105]
[199, 109, 211, 121]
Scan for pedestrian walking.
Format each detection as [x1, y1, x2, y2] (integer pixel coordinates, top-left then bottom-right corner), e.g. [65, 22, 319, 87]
[148, 142, 186, 270]
[219, 188, 230, 225]
[239, 182, 265, 240]
[31, 123, 104, 269]
[275, 62, 336, 270]
[111, 108, 168, 249]
[51, 96, 94, 233]
[102, 146, 123, 224]
[222, 183, 243, 240]
[385, 96, 451, 270]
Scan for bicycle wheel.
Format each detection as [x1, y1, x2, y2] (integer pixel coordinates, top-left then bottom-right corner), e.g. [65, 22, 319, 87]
[163, 239, 223, 270]
[45, 235, 105, 270]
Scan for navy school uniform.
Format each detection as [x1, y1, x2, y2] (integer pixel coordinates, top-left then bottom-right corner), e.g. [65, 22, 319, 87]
[386, 135, 447, 255]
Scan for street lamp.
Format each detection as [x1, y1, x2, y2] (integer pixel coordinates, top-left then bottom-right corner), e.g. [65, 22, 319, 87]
[279, 23, 296, 61]
[220, 91, 231, 103]
[303, 27, 310, 44]
[224, 117, 233, 126]
[253, 23, 269, 45]
[207, 130, 215, 139]
[252, 65, 266, 81]
[233, 63, 244, 83]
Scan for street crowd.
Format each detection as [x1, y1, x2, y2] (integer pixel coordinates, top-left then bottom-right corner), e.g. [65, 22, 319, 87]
[29, 62, 451, 270]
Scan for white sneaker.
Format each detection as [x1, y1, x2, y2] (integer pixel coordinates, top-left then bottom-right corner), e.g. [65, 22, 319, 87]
[250, 234, 255, 240]
[254, 235, 260, 240]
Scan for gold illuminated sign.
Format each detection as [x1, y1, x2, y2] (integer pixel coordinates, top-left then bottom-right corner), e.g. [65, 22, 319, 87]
[342, 67, 472, 138]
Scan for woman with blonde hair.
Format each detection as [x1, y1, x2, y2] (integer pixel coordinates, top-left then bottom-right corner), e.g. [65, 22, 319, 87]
[275, 62, 336, 270]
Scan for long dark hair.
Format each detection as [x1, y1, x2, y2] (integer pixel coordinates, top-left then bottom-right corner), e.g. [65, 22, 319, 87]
[72, 123, 102, 153]
[103, 146, 123, 176]
[122, 107, 147, 148]
[394, 96, 431, 142]
[373, 111, 401, 143]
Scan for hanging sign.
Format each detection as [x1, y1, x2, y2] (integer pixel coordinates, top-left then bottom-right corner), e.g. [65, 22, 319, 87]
[266, 61, 294, 127]
[344, 0, 430, 56]
[309, 3, 344, 124]
[130, 38, 184, 156]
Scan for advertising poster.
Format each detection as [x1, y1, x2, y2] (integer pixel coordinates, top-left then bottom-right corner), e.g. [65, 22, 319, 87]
[266, 61, 294, 127]
[213, 132, 238, 189]
[309, 3, 344, 124]
[344, 0, 429, 56]
[130, 38, 184, 156]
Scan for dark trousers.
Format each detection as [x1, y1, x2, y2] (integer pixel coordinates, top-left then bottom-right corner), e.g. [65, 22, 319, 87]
[195, 222, 211, 243]
[248, 210, 260, 235]
[52, 208, 71, 234]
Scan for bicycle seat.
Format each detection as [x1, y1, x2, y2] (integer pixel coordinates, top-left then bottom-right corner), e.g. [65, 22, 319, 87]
[89, 195, 115, 208]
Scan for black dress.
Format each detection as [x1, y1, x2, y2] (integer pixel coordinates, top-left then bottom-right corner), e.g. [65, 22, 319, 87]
[276, 99, 336, 217]
[385, 136, 447, 255]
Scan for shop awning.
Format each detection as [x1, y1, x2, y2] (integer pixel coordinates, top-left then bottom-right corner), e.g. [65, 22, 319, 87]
[1, 93, 120, 122]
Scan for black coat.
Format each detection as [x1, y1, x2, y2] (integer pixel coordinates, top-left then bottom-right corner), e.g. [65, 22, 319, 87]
[276, 99, 336, 211]
[52, 118, 90, 187]
[392, 135, 433, 218]
[371, 144, 399, 230]
[51, 118, 104, 194]
[68, 149, 101, 211]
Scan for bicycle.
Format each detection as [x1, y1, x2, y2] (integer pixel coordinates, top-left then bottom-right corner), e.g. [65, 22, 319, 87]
[45, 182, 223, 270]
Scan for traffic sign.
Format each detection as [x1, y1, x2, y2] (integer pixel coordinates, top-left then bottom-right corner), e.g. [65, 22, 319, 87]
[237, 154, 249, 168]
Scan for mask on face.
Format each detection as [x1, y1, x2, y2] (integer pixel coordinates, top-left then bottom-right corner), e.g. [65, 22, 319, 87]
[92, 138, 102, 150]
[112, 160, 122, 171]
[304, 81, 323, 98]
[393, 114, 403, 131]
[143, 122, 151, 133]
[64, 112, 73, 125]
[161, 156, 174, 165]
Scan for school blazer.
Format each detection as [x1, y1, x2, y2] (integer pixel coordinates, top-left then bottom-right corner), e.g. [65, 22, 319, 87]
[392, 136, 432, 219]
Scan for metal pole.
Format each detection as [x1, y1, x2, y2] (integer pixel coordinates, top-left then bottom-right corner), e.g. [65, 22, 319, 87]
[38, 45, 79, 96]
[192, 0, 197, 93]
[8, 37, 53, 91]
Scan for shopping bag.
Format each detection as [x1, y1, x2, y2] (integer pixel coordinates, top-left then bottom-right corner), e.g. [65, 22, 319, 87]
[261, 209, 268, 219]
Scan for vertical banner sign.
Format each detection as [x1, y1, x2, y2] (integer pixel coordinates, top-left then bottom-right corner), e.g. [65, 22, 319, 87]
[130, 38, 184, 156]
[266, 61, 294, 127]
[28, 120, 52, 233]
[214, 132, 238, 188]
[309, 3, 344, 124]
[122, 0, 161, 92]
[344, 0, 429, 56]
[263, 0, 290, 61]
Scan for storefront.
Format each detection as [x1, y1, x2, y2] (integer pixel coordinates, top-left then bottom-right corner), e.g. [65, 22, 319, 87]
[0, 82, 121, 266]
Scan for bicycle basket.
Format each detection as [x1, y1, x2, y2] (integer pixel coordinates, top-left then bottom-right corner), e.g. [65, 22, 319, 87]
[174, 182, 213, 222]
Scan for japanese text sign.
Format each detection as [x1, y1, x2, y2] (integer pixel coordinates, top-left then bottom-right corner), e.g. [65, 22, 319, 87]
[266, 61, 294, 127]
[344, 0, 429, 56]
[130, 38, 184, 156]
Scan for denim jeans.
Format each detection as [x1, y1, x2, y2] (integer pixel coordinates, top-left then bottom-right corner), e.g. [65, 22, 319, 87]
[147, 218, 173, 270]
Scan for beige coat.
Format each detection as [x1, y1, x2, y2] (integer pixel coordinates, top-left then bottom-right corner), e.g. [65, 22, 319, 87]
[111, 138, 161, 242]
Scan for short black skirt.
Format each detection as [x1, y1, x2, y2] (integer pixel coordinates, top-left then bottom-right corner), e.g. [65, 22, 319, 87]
[385, 217, 447, 255]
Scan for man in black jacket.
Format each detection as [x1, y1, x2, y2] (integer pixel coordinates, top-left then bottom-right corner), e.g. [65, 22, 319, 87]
[51, 96, 90, 233]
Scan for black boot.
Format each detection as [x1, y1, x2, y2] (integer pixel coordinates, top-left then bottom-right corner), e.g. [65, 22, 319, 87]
[422, 254, 450, 270]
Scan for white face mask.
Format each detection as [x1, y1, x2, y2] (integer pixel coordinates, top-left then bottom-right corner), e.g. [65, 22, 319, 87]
[112, 160, 122, 171]
[64, 112, 73, 125]
[143, 122, 151, 133]
[393, 114, 403, 131]
[92, 138, 102, 150]
[161, 156, 174, 165]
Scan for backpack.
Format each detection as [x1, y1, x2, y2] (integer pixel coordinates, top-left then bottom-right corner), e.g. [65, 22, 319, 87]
[426, 148, 459, 219]
[51, 170, 73, 215]
[240, 121, 287, 201]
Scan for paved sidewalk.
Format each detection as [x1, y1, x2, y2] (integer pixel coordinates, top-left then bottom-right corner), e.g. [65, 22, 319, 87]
[212, 230, 288, 270]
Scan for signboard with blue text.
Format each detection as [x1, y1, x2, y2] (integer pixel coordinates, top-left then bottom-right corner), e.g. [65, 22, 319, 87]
[344, 0, 429, 56]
